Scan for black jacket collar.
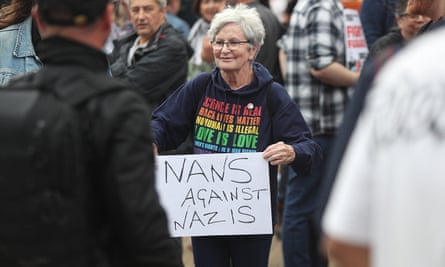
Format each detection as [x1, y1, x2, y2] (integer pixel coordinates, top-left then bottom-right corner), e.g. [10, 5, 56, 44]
[36, 36, 109, 72]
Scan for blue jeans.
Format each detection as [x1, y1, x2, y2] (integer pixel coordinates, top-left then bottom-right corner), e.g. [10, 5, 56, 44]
[282, 136, 332, 267]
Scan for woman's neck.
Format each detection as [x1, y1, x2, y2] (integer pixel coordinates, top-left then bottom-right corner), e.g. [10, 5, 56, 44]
[222, 69, 254, 90]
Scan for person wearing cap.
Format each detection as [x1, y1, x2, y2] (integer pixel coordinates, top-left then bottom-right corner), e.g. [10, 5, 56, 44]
[0, 0, 42, 86]
[3, 0, 184, 266]
[109, 0, 193, 108]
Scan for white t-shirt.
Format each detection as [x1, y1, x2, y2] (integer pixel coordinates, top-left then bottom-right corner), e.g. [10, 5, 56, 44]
[127, 36, 148, 66]
[323, 28, 445, 267]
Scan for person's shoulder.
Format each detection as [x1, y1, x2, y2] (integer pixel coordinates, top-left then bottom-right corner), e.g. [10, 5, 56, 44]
[374, 28, 445, 91]
[317, 0, 336, 8]
[161, 23, 185, 37]
[249, 2, 282, 26]
[398, 28, 445, 61]
[91, 75, 149, 111]
[270, 81, 290, 100]
[257, 69, 288, 101]
[0, 21, 21, 31]
[113, 32, 137, 49]
[166, 14, 190, 31]
[419, 18, 445, 35]
[297, 0, 317, 11]
[0, 17, 32, 48]
[160, 24, 188, 43]
[368, 29, 403, 55]
[158, 24, 193, 55]
[77, 70, 142, 100]
[302, 0, 337, 17]
[189, 72, 212, 87]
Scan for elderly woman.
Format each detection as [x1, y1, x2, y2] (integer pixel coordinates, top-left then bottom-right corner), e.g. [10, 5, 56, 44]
[151, 4, 321, 267]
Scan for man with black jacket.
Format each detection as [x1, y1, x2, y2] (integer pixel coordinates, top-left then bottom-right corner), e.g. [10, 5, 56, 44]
[109, 0, 193, 108]
[17, 0, 183, 266]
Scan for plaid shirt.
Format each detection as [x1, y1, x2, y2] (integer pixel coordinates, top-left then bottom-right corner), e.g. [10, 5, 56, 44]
[280, 0, 351, 136]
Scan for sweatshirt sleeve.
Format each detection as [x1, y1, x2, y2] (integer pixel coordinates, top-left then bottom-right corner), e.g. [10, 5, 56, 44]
[271, 85, 322, 176]
[151, 73, 210, 152]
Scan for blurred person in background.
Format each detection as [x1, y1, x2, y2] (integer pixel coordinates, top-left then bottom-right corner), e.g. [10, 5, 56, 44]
[367, 0, 430, 59]
[0, 0, 41, 86]
[104, 0, 135, 54]
[320, 0, 445, 266]
[409, 0, 445, 33]
[187, 0, 226, 79]
[360, 0, 397, 48]
[166, 0, 190, 38]
[113, 0, 135, 37]
[235, 0, 285, 84]
[109, 0, 193, 107]
[279, 0, 360, 266]
[323, 5, 445, 266]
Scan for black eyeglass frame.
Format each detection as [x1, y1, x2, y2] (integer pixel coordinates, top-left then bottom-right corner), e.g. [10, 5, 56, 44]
[211, 40, 251, 50]
[398, 13, 425, 20]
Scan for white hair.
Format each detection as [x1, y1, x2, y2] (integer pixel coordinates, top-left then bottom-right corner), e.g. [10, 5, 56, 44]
[208, 4, 265, 47]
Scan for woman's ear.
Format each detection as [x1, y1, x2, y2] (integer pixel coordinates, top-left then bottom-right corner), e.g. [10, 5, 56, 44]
[249, 45, 259, 61]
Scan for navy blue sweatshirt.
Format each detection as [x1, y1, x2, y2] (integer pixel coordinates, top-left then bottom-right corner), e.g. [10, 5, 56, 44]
[151, 62, 321, 222]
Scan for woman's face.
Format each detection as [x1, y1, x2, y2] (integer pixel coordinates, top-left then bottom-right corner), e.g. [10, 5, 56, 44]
[212, 23, 258, 74]
[200, 0, 226, 22]
[397, 10, 430, 40]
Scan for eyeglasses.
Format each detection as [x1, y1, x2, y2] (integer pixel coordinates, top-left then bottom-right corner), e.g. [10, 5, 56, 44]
[399, 13, 427, 20]
[211, 40, 250, 50]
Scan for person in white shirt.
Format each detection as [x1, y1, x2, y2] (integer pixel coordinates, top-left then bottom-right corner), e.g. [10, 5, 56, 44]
[322, 3, 445, 266]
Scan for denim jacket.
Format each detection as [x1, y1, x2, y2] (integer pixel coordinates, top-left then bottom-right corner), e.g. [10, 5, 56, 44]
[0, 16, 41, 86]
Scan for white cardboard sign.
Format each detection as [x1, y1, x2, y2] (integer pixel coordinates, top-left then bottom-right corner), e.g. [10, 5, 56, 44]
[344, 8, 368, 73]
[155, 152, 272, 237]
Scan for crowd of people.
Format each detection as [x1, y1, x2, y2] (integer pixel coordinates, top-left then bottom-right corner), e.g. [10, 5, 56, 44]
[1, 0, 445, 266]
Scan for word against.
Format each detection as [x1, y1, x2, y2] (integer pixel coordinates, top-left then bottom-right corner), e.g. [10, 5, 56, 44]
[155, 152, 272, 237]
